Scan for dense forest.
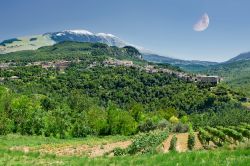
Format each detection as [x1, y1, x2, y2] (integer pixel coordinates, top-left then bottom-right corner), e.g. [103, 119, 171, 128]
[0, 42, 249, 138]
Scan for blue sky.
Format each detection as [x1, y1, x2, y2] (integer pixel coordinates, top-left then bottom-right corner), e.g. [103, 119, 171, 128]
[1, 0, 250, 62]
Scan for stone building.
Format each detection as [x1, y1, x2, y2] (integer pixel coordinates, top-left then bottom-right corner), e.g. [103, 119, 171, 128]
[195, 75, 221, 85]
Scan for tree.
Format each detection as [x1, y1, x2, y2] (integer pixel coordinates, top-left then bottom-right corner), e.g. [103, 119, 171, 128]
[0, 113, 14, 135]
[86, 106, 108, 135]
[129, 103, 144, 122]
[169, 116, 179, 124]
[180, 115, 189, 124]
[71, 112, 91, 138]
[108, 105, 137, 135]
[10, 95, 42, 134]
[188, 125, 195, 150]
[158, 107, 177, 121]
[68, 90, 96, 112]
[43, 105, 72, 138]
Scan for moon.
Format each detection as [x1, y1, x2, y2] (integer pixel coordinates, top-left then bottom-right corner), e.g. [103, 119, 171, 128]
[193, 13, 210, 32]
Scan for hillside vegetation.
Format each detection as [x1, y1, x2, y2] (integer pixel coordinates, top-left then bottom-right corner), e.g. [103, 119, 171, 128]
[0, 42, 249, 165]
[0, 42, 142, 62]
[203, 60, 250, 97]
[0, 134, 249, 166]
[0, 42, 249, 139]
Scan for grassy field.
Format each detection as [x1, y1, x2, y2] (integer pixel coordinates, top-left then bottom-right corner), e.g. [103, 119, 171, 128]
[0, 134, 250, 166]
[242, 102, 250, 109]
[1, 146, 249, 166]
[0, 35, 55, 54]
[0, 134, 129, 149]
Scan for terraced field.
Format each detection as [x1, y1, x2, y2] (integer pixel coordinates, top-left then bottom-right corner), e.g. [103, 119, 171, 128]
[2, 132, 211, 158]
[0, 133, 249, 166]
[162, 133, 203, 152]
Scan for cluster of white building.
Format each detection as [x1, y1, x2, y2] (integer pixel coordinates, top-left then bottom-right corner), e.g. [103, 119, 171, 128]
[103, 59, 222, 85]
[0, 60, 72, 71]
[146, 65, 221, 85]
[0, 58, 222, 85]
[103, 59, 134, 67]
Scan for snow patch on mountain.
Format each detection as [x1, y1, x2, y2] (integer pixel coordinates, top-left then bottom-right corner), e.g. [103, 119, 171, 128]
[56, 33, 64, 36]
[65, 29, 94, 35]
[96, 33, 116, 38]
[0, 29, 152, 55]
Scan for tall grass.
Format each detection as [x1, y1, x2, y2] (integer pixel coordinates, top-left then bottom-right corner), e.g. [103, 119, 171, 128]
[0, 134, 129, 148]
[0, 148, 249, 166]
[1, 134, 249, 166]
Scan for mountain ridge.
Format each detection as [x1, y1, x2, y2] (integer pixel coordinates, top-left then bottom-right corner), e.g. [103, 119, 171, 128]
[226, 52, 250, 63]
[1, 29, 250, 69]
[0, 29, 219, 68]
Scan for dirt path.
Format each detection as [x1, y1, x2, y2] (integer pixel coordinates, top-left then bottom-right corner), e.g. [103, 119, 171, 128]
[194, 132, 203, 150]
[176, 133, 189, 152]
[162, 134, 173, 153]
[10, 140, 131, 158]
[38, 140, 132, 157]
[10, 132, 204, 157]
[88, 140, 131, 157]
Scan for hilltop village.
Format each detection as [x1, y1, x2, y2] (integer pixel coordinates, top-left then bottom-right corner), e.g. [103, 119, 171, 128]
[103, 59, 222, 85]
[0, 58, 221, 85]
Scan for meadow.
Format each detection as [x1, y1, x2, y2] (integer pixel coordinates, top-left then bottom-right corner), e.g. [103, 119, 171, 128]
[0, 133, 250, 166]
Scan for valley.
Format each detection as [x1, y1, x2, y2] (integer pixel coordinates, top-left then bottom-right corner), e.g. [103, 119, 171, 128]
[0, 34, 250, 166]
[2, 1, 250, 165]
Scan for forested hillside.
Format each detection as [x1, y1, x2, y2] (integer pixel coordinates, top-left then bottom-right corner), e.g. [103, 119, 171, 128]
[0, 42, 142, 62]
[0, 42, 249, 138]
[204, 60, 250, 97]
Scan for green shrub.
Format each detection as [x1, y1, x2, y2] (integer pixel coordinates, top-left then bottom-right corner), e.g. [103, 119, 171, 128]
[86, 106, 108, 135]
[169, 116, 179, 124]
[188, 126, 195, 150]
[127, 130, 168, 155]
[240, 123, 250, 130]
[217, 126, 243, 144]
[71, 122, 92, 138]
[113, 147, 127, 156]
[138, 119, 157, 132]
[172, 123, 189, 133]
[0, 115, 14, 135]
[205, 126, 226, 146]
[169, 135, 177, 151]
[230, 126, 250, 139]
[180, 115, 189, 124]
[157, 119, 172, 130]
[198, 127, 211, 147]
[108, 107, 137, 136]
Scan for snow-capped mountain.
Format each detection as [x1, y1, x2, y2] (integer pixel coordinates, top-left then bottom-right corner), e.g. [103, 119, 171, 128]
[0, 28, 218, 70]
[46, 30, 128, 48]
[0, 29, 132, 54]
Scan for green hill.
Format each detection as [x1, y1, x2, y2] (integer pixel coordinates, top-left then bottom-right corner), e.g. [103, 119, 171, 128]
[0, 42, 248, 138]
[0, 41, 142, 63]
[0, 35, 55, 54]
[204, 60, 250, 97]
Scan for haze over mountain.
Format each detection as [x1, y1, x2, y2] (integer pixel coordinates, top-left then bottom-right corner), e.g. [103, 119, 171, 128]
[0, 29, 128, 54]
[2, 28, 250, 72]
[46, 30, 128, 48]
[142, 53, 221, 71]
[226, 52, 250, 63]
[0, 29, 220, 68]
[0, 1, 250, 164]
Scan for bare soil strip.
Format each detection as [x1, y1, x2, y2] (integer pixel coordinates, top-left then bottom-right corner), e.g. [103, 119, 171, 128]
[10, 140, 131, 157]
[162, 134, 173, 153]
[10, 133, 203, 157]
